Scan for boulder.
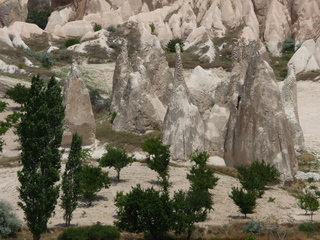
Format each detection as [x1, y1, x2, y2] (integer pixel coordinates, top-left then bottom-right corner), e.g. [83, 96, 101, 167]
[221, 41, 299, 181]
[8, 22, 44, 38]
[45, 7, 75, 32]
[62, 63, 96, 146]
[288, 39, 315, 74]
[162, 44, 205, 161]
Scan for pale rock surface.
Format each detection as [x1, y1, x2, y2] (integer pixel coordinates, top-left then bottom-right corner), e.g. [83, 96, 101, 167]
[278, 63, 304, 154]
[0, 0, 28, 27]
[263, 0, 290, 56]
[85, 0, 111, 15]
[0, 59, 26, 74]
[221, 41, 299, 181]
[110, 24, 174, 133]
[62, 63, 96, 146]
[45, 7, 75, 33]
[288, 39, 315, 74]
[186, 66, 219, 115]
[8, 22, 44, 38]
[0, 27, 13, 47]
[162, 44, 205, 161]
[56, 20, 94, 38]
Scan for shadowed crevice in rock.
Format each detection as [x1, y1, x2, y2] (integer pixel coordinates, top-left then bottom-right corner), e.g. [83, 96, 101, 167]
[62, 63, 96, 146]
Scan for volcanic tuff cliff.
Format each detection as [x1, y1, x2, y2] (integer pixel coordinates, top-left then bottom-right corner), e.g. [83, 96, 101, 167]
[0, 0, 316, 180]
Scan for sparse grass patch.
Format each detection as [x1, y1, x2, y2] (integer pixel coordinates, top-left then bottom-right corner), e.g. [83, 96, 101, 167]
[297, 70, 320, 81]
[208, 165, 238, 178]
[95, 117, 160, 151]
[269, 52, 294, 81]
[0, 156, 21, 168]
[297, 151, 319, 172]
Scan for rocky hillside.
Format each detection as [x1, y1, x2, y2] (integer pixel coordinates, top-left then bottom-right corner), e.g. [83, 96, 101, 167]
[0, 0, 320, 180]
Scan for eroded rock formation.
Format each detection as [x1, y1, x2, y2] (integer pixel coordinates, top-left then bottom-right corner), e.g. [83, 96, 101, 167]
[221, 41, 299, 181]
[0, 0, 28, 27]
[62, 63, 96, 146]
[162, 44, 205, 161]
[110, 22, 173, 133]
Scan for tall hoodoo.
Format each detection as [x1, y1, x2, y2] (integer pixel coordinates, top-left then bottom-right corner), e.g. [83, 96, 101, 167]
[221, 41, 299, 181]
[110, 22, 173, 133]
[162, 44, 205, 161]
[62, 62, 96, 146]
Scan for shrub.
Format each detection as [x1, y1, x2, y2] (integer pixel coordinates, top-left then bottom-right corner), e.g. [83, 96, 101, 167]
[108, 42, 119, 49]
[299, 222, 320, 235]
[81, 165, 111, 206]
[282, 37, 295, 53]
[0, 200, 22, 238]
[242, 219, 260, 234]
[149, 23, 155, 33]
[58, 224, 120, 240]
[55, 49, 70, 61]
[26, 8, 51, 29]
[107, 25, 116, 32]
[64, 38, 80, 48]
[166, 39, 184, 52]
[18, 46, 55, 66]
[93, 23, 102, 32]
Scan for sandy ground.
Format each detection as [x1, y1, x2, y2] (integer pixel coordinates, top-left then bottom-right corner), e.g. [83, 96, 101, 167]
[1, 68, 320, 230]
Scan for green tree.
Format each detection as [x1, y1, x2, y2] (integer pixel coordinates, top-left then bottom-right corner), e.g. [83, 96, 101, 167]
[142, 138, 171, 192]
[17, 75, 65, 240]
[237, 160, 280, 197]
[5, 83, 30, 107]
[298, 192, 320, 221]
[60, 133, 84, 226]
[81, 165, 111, 206]
[172, 189, 212, 240]
[99, 145, 135, 182]
[166, 39, 184, 52]
[0, 101, 8, 152]
[114, 184, 173, 240]
[187, 150, 219, 191]
[173, 150, 219, 240]
[229, 187, 257, 218]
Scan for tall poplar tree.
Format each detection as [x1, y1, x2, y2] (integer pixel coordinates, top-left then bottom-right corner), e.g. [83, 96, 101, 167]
[17, 75, 65, 240]
[61, 133, 83, 226]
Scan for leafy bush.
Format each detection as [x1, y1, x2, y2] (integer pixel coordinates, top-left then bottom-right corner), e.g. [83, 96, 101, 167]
[242, 219, 260, 234]
[299, 222, 320, 235]
[282, 37, 295, 53]
[81, 165, 111, 206]
[108, 42, 120, 49]
[149, 23, 155, 33]
[55, 49, 70, 61]
[115, 184, 173, 240]
[166, 39, 184, 52]
[93, 23, 102, 32]
[64, 39, 80, 48]
[107, 25, 116, 32]
[58, 224, 120, 240]
[99, 145, 135, 182]
[18, 46, 55, 66]
[27, 8, 51, 29]
[0, 200, 22, 238]
[229, 187, 257, 218]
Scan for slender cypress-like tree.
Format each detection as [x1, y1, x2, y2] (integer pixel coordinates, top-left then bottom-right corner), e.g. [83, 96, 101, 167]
[17, 75, 64, 240]
[61, 133, 83, 227]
